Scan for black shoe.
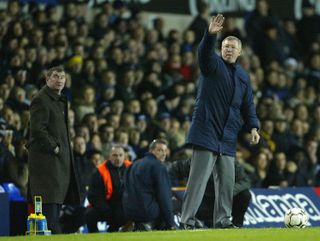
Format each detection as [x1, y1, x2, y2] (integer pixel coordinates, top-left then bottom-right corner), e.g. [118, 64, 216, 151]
[179, 223, 195, 230]
[221, 224, 239, 229]
[166, 225, 178, 231]
[194, 218, 207, 229]
[134, 222, 153, 231]
[119, 221, 135, 232]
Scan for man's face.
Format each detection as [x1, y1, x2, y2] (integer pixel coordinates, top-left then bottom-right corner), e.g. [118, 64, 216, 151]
[90, 153, 103, 167]
[221, 39, 241, 64]
[101, 126, 114, 142]
[74, 136, 86, 155]
[151, 143, 167, 163]
[46, 70, 66, 93]
[109, 147, 125, 167]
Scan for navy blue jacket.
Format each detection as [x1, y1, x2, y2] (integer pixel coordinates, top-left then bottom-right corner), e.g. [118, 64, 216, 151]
[122, 153, 174, 227]
[187, 31, 259, 156]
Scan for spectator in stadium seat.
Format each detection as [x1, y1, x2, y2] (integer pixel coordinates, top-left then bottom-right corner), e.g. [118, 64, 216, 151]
[5, 86, 29, 113]
[126, 99, 141, 115]
[181, 30, 196, 53]
[296, 2, 320, 58]
[188, 1, 210, 45]
[0, 120, 16, 184]
[99, 124, 115, 158]
[290, 141, 318, 186]
[180, 15, 260, 229]
[82, 59, 97, 86]
[250, 151, 270, 188]
[282, 20, 301, 60]
[60, 136, 97, 234]
[27, 66, 80, 234]
[264, 152, 295, 187]
[305, 53, 320, 90]
[74, 86, 96, 123]
[290, 119, 305, 148]
[120, 112, 136, 130]
[180, 51, 196, 81]
[219, 17, 245, 45]
[85, 144, 132, 232]
[311, 105, 320, 133]
[115, 69, 137, 102]
[153, 17, 165, 42]
[5, 138, 29, 197]
[273, 115, 297, 153]
[259, 119, 276, 152]
[90, 12, 110, 41]
[88, 149, 104, 167]
[245, 0, 283, 57]
[122, 139, 176, 230]
[73, 135, 96, 203]
[255, 21, 287, 66]
[114, 128, 136, 161]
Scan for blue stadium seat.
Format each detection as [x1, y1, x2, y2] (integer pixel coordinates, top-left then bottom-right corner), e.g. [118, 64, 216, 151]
[0, 183, 26, 202]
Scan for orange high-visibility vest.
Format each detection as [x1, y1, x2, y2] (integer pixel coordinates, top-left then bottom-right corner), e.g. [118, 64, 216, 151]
[97, 160, 132, 200]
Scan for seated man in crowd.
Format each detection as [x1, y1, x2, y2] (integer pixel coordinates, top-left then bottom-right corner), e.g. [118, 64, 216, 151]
[122, 139, 176, 230]
[85, 144, 132, 232]
[168, 158, 251, 228]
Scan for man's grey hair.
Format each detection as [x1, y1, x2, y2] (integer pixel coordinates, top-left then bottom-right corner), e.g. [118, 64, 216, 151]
[222, 36, 242, 49]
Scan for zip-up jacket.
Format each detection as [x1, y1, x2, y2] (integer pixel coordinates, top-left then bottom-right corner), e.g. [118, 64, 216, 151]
[187, 30, 259, 156]
[122, 153, 175, 227]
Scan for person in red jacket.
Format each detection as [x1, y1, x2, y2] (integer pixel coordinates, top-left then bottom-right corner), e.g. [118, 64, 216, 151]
[85, 144, 132, 232]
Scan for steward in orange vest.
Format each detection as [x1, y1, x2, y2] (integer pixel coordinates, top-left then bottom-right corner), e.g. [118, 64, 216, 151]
[97, 159, 132, 201]
[85, 145, 132, 233]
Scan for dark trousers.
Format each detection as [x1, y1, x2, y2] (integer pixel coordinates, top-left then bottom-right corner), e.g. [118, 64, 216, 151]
[59, 205, 86, 233]
[85, 206, 127, 233]
[42, 203, 62, 234]
[231, 190, 251, 227]
[196, 189, 251, 228]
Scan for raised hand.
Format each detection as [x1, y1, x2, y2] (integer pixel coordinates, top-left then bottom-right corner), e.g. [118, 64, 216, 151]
[208, 14, 225, 34]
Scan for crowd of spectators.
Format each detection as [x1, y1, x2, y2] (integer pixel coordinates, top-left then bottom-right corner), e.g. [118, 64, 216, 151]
[0, 0, 319, 203]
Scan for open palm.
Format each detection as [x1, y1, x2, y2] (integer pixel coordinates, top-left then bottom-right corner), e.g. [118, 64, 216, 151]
[209, 14, 225, 34]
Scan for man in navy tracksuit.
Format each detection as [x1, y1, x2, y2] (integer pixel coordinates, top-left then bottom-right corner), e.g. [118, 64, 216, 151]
[122, 139, 175, 230]
[180, 14, 260, 229]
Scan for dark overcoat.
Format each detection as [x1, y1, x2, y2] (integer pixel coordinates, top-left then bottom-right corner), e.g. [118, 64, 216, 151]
[27, 85, 80, 204]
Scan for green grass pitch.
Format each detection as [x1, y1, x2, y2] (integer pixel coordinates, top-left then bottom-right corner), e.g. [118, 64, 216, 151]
[0, 228, 320, 241]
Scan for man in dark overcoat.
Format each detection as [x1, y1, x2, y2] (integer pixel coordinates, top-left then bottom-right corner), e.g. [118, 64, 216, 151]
[27, 66, 80, 234]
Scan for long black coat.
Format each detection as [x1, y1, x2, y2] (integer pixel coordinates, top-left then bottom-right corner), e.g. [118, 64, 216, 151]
[27, 86, 80, 204]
